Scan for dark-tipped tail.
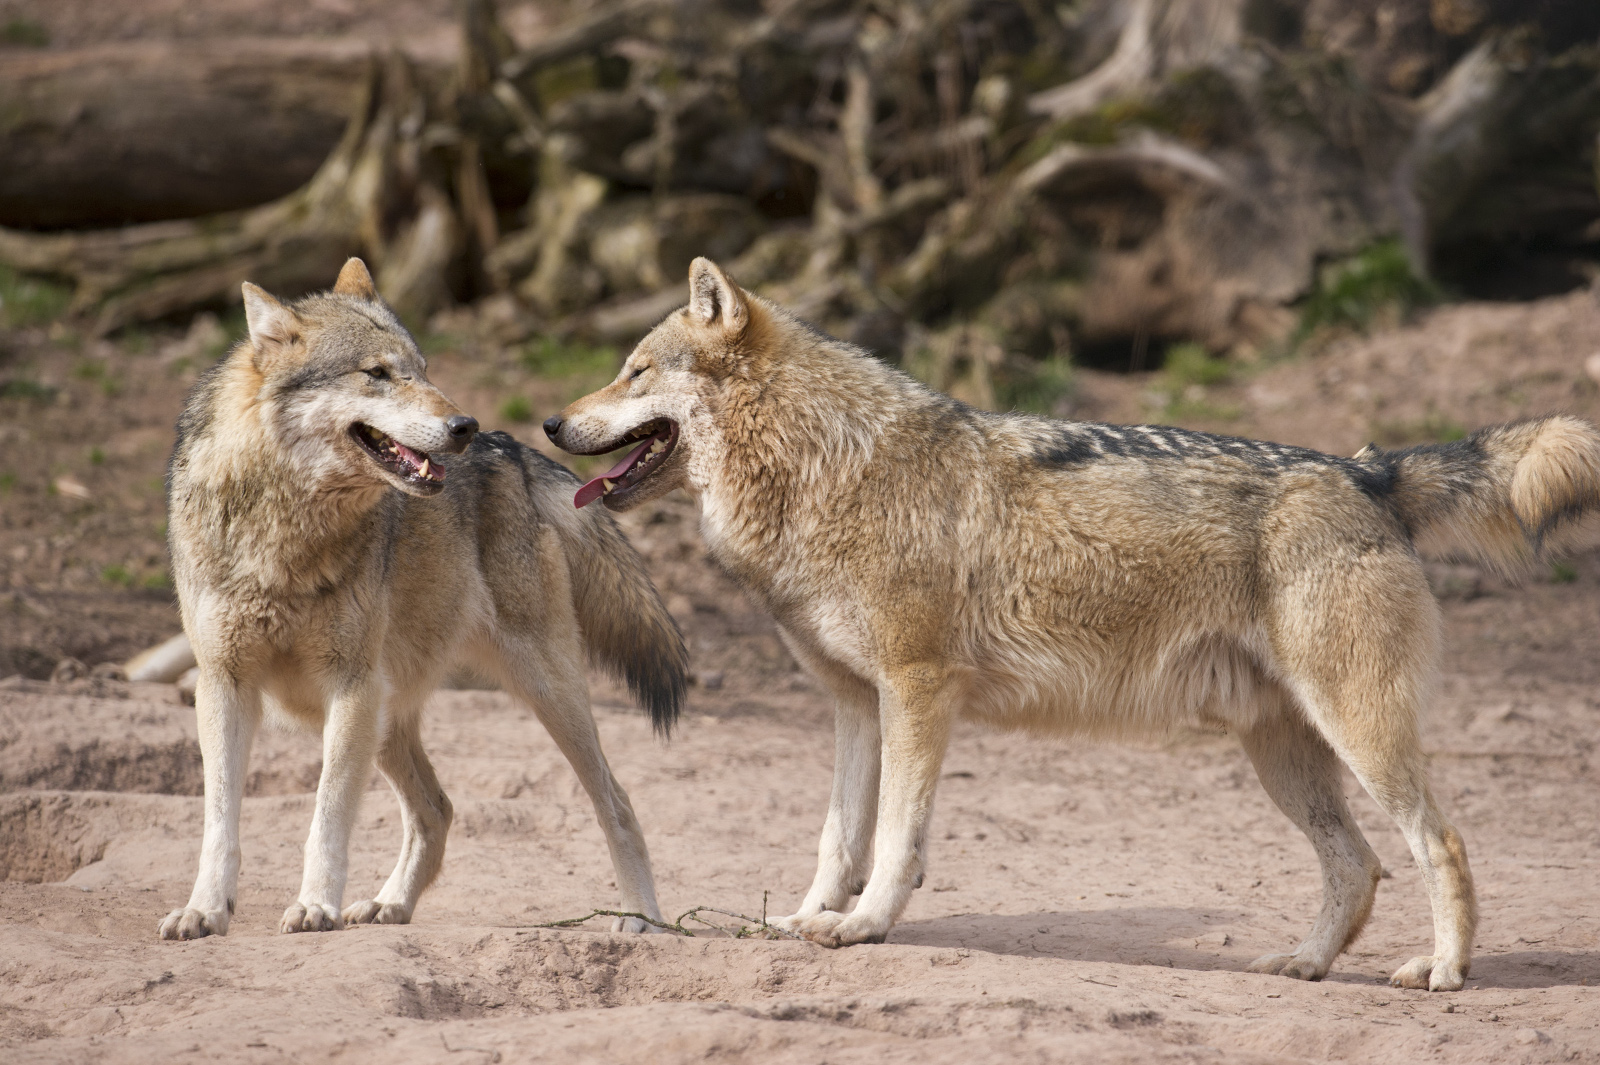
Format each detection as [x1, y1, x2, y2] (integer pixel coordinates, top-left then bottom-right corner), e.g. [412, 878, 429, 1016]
[563, 511, 688, 737]
[1357, 415, 1600, 573]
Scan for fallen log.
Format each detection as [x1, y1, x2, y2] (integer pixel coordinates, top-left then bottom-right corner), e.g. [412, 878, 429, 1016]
[0, 38, 376, 229]
[0, 54, 457, 332]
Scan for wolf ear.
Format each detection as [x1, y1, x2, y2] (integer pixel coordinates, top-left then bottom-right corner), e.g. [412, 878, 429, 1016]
[241, 283, 301, 364]
[332, 257, 379, 300]
[687, 257, 748, 334]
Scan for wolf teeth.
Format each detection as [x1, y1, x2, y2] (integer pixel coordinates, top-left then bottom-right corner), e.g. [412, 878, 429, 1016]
[418, 459, 431, 479]
[649, 441, 665, 455]
[602, 479, 615, 494]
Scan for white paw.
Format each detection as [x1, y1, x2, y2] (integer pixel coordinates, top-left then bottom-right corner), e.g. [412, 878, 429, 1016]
[159, 907, 228, 940]
[343, 899, 411, 926]
[1247, 952, 1327, 981]
[610, 914, 660, 934]
[1390, 955, 1466, 991]
[785, 909, 890, 948]
[280, 901, 344, 934]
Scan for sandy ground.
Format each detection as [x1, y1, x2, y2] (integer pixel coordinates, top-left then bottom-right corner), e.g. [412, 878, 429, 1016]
[2, 633, 1598, 1063]
[4, 288, 1600, 1061]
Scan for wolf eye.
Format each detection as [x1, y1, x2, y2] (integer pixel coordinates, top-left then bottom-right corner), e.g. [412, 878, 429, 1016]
[363, 366, 389, 381]
[629, 365, 648, 381]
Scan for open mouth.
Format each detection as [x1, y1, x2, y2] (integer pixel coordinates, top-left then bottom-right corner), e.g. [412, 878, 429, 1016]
[574, 420, 678, 508]
[350, 423, 446, 488]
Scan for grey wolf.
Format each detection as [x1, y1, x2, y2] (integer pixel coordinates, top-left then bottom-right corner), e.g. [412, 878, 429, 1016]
[161, 259, 685, 939]
[544, 257, 1600, 991]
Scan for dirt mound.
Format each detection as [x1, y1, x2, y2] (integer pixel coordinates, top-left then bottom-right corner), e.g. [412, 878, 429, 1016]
[0, 681, 325, 797]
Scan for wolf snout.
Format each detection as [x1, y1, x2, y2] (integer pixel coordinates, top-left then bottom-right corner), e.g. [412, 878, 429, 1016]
[542, 414, 564, 441]
[443, 415, 478, 453]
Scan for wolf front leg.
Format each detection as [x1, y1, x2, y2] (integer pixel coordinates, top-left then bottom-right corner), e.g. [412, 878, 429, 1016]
[282, 677, 382, 933]
[160, 671, 261, 939]
[775, 677, 881, 931]
[793, 664, 955, 947]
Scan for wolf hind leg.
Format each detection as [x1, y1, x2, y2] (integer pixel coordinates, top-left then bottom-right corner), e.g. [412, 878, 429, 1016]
[1270, 580, 1476, 990]
[501, 643, 663, 932]
[1238, 695, 1382, 981]
[343, 704, 452, 927]
[1301, 698, 1476, 991]
[773, 664, 880, 933]
[492, 528, 662, 933]
[160, 672, 260, 940]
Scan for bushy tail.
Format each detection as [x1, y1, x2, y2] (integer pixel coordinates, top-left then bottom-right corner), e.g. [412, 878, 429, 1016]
[1357, 415, 1600, 573]
[563, 512, 688, 737]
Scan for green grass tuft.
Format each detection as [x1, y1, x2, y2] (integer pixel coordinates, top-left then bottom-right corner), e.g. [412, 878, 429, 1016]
[1550, 560, 1578, 584]
[1156, 342, 1238, 418]
[1296, 239, 1438, 340]
[1372, 413, 1466, 446]
[100, 565, 134, 589]
[1, 17, 49, 47]
[520, 338, 621, 378]
[0, 266, 71, 328]
[0, 379, 57, 403]
[996, 355, 1074, 415]
[499, 395, 535, 423]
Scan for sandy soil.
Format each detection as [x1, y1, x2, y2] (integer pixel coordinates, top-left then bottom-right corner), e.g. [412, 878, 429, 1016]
[4, 288, 1600, 1062]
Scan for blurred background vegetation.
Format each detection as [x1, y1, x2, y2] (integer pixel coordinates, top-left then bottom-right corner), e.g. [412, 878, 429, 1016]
[0, 0, 1597, 414]
[2, 0, 1599, 673]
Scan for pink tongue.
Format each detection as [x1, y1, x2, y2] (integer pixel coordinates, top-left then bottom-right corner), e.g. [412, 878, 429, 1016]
[574, 437, 656, 509]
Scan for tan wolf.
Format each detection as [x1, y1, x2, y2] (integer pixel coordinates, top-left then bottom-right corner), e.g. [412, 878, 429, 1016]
[160, 259, 685, 940]
[545, 257, 1600, 991]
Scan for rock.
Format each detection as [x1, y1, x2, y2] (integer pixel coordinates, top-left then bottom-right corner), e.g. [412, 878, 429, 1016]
[694, 670, 725, 691]
[50, 657, 88, 684]
[90, 662, 127, 682]
[1194, 931, 1231, 948]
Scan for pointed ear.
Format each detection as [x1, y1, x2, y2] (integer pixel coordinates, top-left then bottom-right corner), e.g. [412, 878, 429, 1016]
[687, 257, 748, 334]
[241, 283, 301, 362]
[332, 257, 379, 300]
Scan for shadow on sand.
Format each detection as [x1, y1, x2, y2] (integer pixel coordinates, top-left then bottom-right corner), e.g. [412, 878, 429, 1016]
[889, 910, 1600, 989]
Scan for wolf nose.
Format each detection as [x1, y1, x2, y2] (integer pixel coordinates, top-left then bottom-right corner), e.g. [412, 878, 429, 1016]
[542, 415, 563, 440]
[446, 415, 478, 441]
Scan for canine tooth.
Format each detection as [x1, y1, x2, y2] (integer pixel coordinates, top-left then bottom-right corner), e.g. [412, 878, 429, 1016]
[602, 479, 615, 493]
[418, 459, 431, 478]
[649, 441, 665, 454]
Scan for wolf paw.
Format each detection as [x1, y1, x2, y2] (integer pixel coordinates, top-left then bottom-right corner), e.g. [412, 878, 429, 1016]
[1390, 955, 1466, 991]
[159, 907, 228, 940]
[609, 914, 661, 934]
[788, 909, 889, 948]
[280, 901, 344, 934]
[769, 912, 806, 935]
[342, 899, 411, 926]
[1247, 952, 1326, 981]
